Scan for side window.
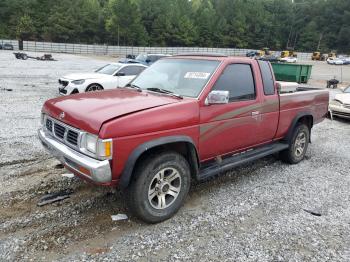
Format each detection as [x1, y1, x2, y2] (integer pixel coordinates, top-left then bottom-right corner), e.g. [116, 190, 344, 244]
[212, 64, 256, 102]
[119, 66, 145, 76]
[130, 66, 145, 75]
[148, 56, 158, 62]
[258, 60, 275, 95]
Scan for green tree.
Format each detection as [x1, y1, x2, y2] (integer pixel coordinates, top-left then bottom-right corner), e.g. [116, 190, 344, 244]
[106, 0, 148, 45]
[16, 14, 35, 40]
[0, 0, 349, 52]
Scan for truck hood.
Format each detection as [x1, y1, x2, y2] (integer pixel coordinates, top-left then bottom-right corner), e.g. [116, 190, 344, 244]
[335, 93, 350, 104]
[62, 72, 111, 80]
[43, 89, 180, 134]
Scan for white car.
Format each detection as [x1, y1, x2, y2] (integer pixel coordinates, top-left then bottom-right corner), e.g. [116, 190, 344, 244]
[58, 63, 147, 95]
[280, 56, 297, 63]
[326, 58, 334, 64]
[327, 57, 344, 65]
[329, 86, 350, 119]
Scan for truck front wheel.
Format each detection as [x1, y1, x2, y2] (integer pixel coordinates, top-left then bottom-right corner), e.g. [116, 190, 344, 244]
[126, 151, 191, 223]
[280, 123, 310, 164]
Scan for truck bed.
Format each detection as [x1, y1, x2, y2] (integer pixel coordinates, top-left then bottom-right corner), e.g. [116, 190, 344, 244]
[276, 87, 329, 139]
[279, 85, 325, 94]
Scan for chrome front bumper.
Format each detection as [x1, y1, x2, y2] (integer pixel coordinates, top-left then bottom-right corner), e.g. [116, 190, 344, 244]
[329, 104, 350, 119]
[38, 128, 112, 183]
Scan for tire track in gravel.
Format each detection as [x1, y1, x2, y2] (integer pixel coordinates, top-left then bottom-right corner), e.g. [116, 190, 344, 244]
[0, 157, 139, 261]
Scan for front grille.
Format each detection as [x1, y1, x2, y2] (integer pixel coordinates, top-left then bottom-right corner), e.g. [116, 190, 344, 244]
[333, 111, 350, 117]
[44, 115, 81, 149]
[59, 88, 67, 94]
[59, 79, 69, 87]
[46, 119, 53, 132]
[54, 123, 66, 139]
[67, 130, 79, 145]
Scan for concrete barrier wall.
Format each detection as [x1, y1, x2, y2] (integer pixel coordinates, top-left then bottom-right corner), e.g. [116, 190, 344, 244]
[0, 39, 312, 61]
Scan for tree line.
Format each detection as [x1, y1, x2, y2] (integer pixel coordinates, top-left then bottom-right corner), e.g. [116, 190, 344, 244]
[0, 0, 349, 53]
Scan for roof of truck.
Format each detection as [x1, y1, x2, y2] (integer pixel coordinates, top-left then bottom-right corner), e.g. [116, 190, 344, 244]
[169, 53, 253, 62]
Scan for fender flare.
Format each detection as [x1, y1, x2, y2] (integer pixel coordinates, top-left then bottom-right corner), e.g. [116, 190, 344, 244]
[284, 112, 313, 144]
[119, 135, 199, 188]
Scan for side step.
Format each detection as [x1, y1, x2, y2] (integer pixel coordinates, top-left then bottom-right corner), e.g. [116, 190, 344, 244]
[198, 142, 289, 181]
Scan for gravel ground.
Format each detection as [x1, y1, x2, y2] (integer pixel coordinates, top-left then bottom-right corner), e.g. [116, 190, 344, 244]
[0, 51, 111, 164]
[307, 60, 350, 83]
[0, 51, 350, 261]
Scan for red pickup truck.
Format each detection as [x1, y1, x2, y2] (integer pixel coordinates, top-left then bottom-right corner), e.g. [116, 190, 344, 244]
[38, 55, 329, 223]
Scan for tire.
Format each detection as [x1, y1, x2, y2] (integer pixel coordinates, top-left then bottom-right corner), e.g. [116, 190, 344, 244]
[280, 123, 310, 164]
[326, 110, 333, 119]
[85, 84, 103, 92]
[70, 89, 79, 94]
[126, 151, 191, 223]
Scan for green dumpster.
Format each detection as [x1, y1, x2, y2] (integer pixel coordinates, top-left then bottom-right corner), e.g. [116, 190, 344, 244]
[271, 63, 312, 84]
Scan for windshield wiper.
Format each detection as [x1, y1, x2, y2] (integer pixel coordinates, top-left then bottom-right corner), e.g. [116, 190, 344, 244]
[146, 87, 183, 99]
[125, 83, 142, 92]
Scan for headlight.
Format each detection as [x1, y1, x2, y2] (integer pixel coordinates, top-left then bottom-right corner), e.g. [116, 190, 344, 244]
[81, 133, 113, 160]
[330, 99, 343, 106]
[41, 113, 45, 125]
[85, 133, 98, 153]
[72, 79, 85, 85]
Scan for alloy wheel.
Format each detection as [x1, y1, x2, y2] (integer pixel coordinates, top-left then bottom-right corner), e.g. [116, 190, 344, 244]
[148, 167, 181, 210]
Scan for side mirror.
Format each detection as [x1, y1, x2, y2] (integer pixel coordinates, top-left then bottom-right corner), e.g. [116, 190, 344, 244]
[276, 82, 281, 93]
[206, 90, 229, 105]
[145, 59, 151, 63]
[116, 72, 125, 76]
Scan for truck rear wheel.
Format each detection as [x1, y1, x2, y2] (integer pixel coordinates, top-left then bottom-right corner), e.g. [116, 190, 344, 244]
[280, 123, 310, 164]
[126, 151, 191, 223]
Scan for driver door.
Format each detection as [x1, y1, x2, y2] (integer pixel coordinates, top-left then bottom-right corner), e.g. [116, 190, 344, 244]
[199, 63, 261, 161]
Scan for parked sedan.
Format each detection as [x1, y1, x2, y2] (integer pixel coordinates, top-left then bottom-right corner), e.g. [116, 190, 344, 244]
[246, 51, 259, 58]
[58, 63, 147, 95]
[2, 43, 14, 50]
[258, 55, 280, 62]
[327, 57, 344, 65]
[119, 53, 170, 66]
[342, 57, 350, 65]
[329, 86, 350, 119]
[280, 56, 297, 63]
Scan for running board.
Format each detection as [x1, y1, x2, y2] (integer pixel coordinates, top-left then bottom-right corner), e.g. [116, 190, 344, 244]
[198, 142, 289, 181]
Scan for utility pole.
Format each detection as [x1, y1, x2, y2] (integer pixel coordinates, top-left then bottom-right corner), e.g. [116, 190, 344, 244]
[340, 65, 343, 83]
[117, 25, 120, 46]
[316, 32, 323, 51]
[286, 26, 293, 49]
[293, 33, 298, 49]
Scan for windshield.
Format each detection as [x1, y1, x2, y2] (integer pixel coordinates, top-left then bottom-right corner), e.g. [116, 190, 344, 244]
[136, 54, 147, 62]
[95, 64, 121, 75]
[131, 58, 220, 97]
[344, 86, 350, 93]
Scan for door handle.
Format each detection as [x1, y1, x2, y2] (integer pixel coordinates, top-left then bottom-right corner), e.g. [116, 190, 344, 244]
[251, 111, 260, 116]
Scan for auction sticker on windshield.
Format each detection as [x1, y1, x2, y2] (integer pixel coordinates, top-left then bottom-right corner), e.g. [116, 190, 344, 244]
[184, 72, 211, 79]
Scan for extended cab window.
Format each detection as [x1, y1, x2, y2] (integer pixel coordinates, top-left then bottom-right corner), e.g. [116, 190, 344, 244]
[258, 60, 275, 95]
[212, 64, 255, 102]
